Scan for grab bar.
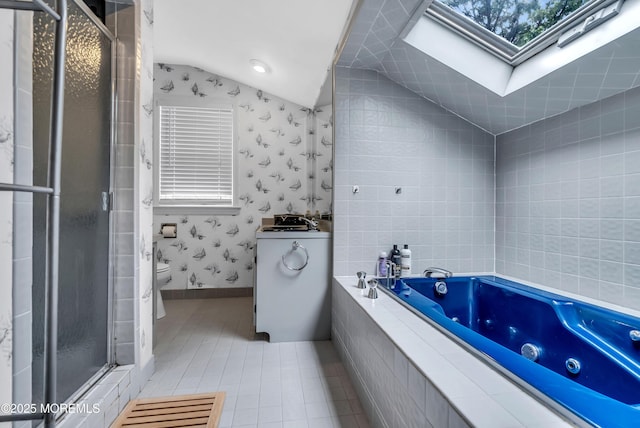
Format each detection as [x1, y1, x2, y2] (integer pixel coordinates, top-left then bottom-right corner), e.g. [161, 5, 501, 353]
[282, 240, 309, 271]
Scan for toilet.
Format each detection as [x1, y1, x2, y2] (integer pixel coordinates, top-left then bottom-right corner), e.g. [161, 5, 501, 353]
[156, 262, 171, 319]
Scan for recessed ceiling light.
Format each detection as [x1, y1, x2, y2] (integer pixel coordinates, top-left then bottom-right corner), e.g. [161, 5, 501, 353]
[250, 59, 270, 74]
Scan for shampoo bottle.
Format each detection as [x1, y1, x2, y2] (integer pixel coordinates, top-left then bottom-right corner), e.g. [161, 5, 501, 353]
[401, 244, 412, 276]
[390, 244, 401, 276]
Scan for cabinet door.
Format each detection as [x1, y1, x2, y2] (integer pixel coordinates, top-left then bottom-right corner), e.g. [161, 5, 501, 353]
[255, 237, 330, 342]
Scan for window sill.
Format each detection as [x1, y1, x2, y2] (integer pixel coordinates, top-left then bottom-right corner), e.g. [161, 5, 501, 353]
[154, 205, 242, 216]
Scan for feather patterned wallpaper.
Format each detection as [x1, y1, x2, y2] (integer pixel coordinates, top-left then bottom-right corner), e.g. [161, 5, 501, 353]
[153, 64, 333, 289]
[0, 10, 14, 387]
[138, 0, 154, 363]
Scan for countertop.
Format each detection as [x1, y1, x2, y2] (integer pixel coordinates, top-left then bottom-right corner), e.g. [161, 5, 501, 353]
[256, 230, 331, 239]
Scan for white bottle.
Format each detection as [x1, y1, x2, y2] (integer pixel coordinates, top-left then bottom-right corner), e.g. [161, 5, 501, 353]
[400, 244, 411, 277]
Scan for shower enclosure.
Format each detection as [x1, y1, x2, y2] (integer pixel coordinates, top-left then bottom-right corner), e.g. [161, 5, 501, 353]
[32, 0, 114, 409]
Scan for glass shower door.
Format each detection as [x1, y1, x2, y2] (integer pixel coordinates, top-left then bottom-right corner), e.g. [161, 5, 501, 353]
[32, 0, 113, 406]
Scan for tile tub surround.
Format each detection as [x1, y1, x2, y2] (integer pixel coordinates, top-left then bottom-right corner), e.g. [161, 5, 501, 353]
[333, 66, 495, 278]
[496, 85, 640, 312]
[332, 276, 577, 428]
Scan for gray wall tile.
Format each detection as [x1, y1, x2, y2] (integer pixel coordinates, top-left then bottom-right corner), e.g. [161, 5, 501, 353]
[12, 10, 33, 413]
[107, 1, 138, 366]
[334, 67, 495, 276]
[497, 88, 640, 310]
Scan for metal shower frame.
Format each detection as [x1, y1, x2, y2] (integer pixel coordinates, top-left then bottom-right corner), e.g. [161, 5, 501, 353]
[0, 0, 67, 426]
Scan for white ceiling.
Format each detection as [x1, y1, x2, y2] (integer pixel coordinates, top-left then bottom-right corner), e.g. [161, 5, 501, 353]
[153, 0, 640, 133]
[153, 0, 354, 109]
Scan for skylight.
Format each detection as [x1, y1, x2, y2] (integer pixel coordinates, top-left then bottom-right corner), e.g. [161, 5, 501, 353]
[426, 0, 625, 64]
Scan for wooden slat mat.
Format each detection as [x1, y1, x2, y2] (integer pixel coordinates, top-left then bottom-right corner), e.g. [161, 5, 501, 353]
[111, 392, 225, 428]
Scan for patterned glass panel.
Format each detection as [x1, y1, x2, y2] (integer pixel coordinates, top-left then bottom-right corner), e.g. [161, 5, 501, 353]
[33, 0, 112, 405]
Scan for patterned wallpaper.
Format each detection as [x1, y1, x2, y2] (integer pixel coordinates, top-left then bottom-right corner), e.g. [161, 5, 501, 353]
[137, 0, 154, 366]
[153, 64, 333, 289]
[0, 9, 13, 401]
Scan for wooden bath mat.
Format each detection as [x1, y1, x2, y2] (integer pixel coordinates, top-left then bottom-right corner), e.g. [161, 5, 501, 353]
[111, 392, 225, 428]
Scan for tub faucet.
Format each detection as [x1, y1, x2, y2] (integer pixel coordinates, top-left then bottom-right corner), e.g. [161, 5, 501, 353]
[367, 278, 379, 299]
[386, 261, 401, 279]
[423, 267, 452, 278]
[356, 271, 367, 289]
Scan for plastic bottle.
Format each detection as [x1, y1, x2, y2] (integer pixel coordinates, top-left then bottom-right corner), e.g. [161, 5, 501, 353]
[378, 251, 388, 277]
[401, 244, 412, 277]
[390, 245, 401, 276]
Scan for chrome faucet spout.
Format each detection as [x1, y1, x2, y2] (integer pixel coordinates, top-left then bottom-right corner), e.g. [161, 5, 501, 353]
[299, 217, 318, 230]
[423, 267, 452, 278]
[386, 261, 400, 280]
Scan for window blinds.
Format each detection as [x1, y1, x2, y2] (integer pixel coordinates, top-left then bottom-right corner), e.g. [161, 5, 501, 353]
[159, 105, 233, 204]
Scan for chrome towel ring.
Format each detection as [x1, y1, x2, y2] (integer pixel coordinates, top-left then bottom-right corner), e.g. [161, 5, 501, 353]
[282, 240, 309, 271]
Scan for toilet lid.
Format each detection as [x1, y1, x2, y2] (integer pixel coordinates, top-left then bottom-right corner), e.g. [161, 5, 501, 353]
[157, 262, 170, 273]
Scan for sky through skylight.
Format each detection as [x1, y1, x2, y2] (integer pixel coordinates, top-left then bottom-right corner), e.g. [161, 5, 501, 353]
[440, 0, 590, 47]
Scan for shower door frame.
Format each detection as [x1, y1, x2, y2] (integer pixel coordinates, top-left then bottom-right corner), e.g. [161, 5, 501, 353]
[29, 0, 119, 415]
[57, 0, 118, 405]
[0, 0, 117, 426]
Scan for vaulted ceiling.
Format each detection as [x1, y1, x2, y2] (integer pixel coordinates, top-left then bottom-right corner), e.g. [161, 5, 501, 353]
[153, 0, 640, 134]
[153, 0, 354, 109]
[338, 0, 640, 134]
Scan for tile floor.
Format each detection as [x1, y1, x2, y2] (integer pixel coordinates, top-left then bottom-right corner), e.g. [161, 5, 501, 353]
[139, 297, 371, 428]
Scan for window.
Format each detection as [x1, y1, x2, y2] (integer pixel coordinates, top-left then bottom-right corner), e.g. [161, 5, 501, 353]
[426, 0, 624, 65]
[155, 97, 238, 214]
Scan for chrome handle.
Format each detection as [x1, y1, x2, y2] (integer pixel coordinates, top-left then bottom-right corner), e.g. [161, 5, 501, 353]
[282, 240, 309, 271]
[102, 191, 109, 211]
[367, 278, 379, 299]
[356, 271, 367, 289]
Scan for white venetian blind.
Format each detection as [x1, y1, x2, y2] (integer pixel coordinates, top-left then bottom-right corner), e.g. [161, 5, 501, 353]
[159, 104, 233, 204]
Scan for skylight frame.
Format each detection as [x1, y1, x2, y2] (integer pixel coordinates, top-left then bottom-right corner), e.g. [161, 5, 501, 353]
[426, 0, 622, 66]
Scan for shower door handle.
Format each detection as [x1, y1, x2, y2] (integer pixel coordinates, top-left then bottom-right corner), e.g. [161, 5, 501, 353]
[101, 191, 113, 211]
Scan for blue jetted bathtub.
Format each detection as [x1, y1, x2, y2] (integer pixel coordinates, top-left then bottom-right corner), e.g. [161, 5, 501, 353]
[376, 275, 640, 427]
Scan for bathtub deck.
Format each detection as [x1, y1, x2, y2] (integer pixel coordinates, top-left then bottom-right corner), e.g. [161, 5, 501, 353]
[333, 275, 578, 428]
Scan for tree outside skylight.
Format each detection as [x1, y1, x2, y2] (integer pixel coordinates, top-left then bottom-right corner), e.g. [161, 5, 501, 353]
[442, 0, 589, 46]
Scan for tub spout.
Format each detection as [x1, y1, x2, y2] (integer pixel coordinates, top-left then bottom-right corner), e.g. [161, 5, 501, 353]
[423, 267, 452, 278]
[385, 261, 400, 289]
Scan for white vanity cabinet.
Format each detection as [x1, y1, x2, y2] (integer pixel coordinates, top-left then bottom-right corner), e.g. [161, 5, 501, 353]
[254, 231, 331, 342]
